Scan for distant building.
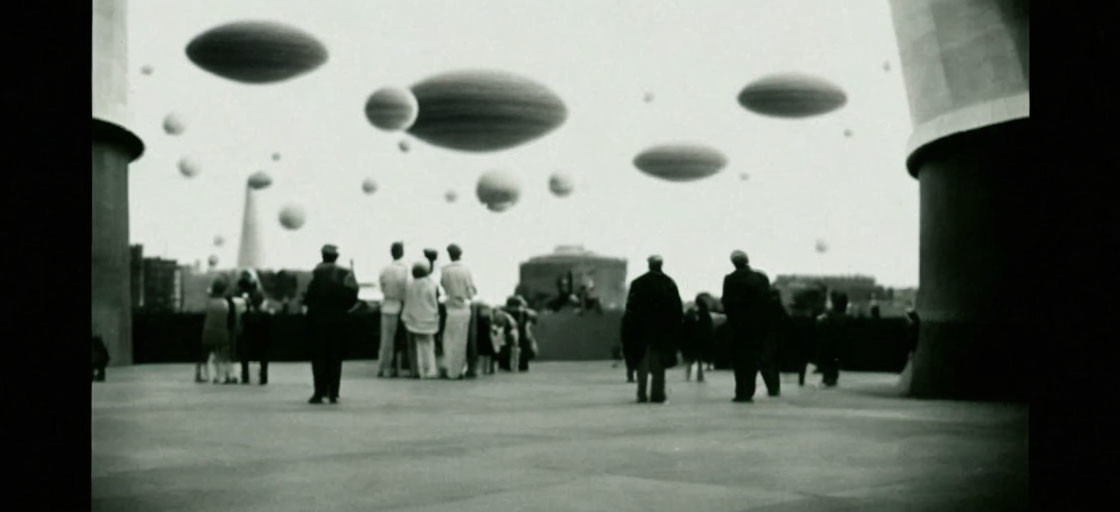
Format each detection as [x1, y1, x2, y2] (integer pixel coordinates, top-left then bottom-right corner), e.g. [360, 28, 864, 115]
[179, 266, 312, 313]
[772, 274, 899, 317]
[129, 244, 182, 311]
[515, 245, 627, 310]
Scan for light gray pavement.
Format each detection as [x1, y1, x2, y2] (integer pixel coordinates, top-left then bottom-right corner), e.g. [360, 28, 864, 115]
[92, 361, 1027, 511]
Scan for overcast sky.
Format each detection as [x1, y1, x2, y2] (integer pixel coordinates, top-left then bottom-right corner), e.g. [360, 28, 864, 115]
[125, 0, 917, 304]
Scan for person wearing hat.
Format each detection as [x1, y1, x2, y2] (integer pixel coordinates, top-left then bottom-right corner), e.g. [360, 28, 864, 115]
[439, 243, 478, 379]
[623, 255, 682, 403]
[402, 261, 440, 379]
[304, 244, 359, 404]
[721, 250, 774, 402]
[377, 242, 409, 378]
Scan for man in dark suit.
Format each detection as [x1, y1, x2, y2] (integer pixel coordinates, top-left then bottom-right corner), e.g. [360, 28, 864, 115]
[624, 255, 682, 404]
[304, 244, 359, 404]
[721, 250, 773, 402]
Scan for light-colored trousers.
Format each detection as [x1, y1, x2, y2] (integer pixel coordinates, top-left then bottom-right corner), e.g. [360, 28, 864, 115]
[441, 307, 471, 378]
[409, 332, 438, 379]
[378, 313, 400, 375]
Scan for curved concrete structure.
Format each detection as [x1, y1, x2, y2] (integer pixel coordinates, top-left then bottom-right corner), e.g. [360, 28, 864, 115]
[93, 0, 144, 366]
[889, 0, 1029, 399]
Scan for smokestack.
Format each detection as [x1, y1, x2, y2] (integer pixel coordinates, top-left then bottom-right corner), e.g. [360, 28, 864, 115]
[236, 183, 265, 269]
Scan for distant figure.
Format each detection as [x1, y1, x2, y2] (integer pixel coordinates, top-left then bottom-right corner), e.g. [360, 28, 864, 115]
[625, 255, 682, 403]
[235, 270, 263, 384]
[721, 250, 773, 402]
[619, 311, 637, 382]
[869, 298, 881, 319]
[488, 305, 519, 375]
[239, 290, 271, 385]
[377, 242, 409, 378]
[91, 334, 109, 382]
[500, 296, 538, 372]
[402, 261, 440, 379]
[816, 292, 850, 387]
[904, 304, 920, 355]
[473, 303, 498, 375]
[440, 244, 478, 379]
[200, 279, 239, 385]
[422, 248, 446, 365]
[578, 275, 604, 315]
[550, 271, 578, 312]
[760, 289, 788, 396]
[304, 244, 359, 404]
[681, 294, 715, 383]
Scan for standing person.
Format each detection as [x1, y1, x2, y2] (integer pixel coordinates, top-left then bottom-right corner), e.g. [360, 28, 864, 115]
[200, 279, 239, 385]
[624, 255, 683, 404]
[816, 292, 850, 387]
[304, 244, 359, 404]
[440, 244, 477, 379]
[402, 261, 440, 379]
[721, 250, 772, 402]
[682, 294, 715, 383]
[240, 291, 271, 385]
[91, 333, 109, 382]
[620, 311, 637, 382]
[235, 270, 261, 384]
[488, 305, 518, 374]
[501, 296, 538, 372]
[377, 242, 409, 378]
[760, 289, 788, 396]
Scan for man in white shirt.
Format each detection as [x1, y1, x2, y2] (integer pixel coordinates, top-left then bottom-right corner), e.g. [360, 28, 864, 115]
[439, 243, 478, 379]
[377, 242, 409, 377]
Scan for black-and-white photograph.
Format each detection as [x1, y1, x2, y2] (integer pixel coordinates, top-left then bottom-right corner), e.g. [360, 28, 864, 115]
[91, 0, 1031, 509]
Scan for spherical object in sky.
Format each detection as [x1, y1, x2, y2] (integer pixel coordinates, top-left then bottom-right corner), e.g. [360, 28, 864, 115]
[548, 172, 574, 197]
[364, 87, 419, 131]
[843, 128, 853, 138]
[278, 204, 307, 230]
[398, 139, 411, 153]
[213, 235, 224, 247]
[643, 92, 654, 103]
[140, 65, 153, 75]
[361, 178, 378, 194]
[445, 190, 458, 203]
[177, 157, 200, 178]
[739, 172, 750, 181]
[882, 61, 892, 72]
[737, 72, 847, 118]
[208, 254, 219, 267]
[271, 152, 281, 162]
[476, 170, 521, 212]
[247, 171, 273, 190]
[815, 239, 829, 253]
[185, 21, 328, 84]
[163, 112, 186, 135]
[407, 69, 568, 152]
[633, 143, 727, 182]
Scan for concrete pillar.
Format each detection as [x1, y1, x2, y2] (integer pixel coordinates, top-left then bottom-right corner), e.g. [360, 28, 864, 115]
[237, 186, 265, 269]
[889, 0, 1029, 400]
[93, 0, 143, 366]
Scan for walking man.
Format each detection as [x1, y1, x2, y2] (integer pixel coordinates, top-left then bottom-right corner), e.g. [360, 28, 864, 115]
[624, 255, 682, 404]
[377, 242, 408, 378]
[721, 250, 773, 402]
[439, 244, 477, 379]
[304, 244, 359, 404]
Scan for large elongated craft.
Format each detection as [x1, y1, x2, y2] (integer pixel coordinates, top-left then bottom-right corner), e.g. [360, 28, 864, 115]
[737, 72, 847, 118]
[476, 170, 521, 212]
[633, 143, 727, 182]
[408, 70, 567, 152]
[186, 21, 328, 84]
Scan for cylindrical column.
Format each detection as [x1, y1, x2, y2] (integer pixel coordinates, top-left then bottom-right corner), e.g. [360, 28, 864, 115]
[93, 0, 143, 366]
[889, 0, 1030, 400]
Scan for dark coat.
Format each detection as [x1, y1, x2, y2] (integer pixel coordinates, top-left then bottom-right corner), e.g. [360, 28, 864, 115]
[721, 267, 771, 352]
[304, 262, 358, 321]
[680, 307, 714, 362]
[623, 270, 683, 367]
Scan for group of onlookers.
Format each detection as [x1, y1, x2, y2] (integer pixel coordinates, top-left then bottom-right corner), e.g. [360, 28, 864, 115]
[196, 269, 271, 386]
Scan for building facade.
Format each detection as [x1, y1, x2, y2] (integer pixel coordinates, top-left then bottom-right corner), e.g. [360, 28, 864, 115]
[515, 245, 628, 311]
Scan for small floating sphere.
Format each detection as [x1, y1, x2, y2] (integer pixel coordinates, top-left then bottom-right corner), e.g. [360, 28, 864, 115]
[476, 170, 521, 212]
[278, 204, 306, 230]
[364, 87, 419, 131]
[882, 61, 891, 72]
[407, 69, 568, 152]
[185, 21, 328, 84]
[271, 152, 281, 161]
[643, 92, 654, 103]
[247, 171, 273, 190]
[737, 73, 847, 118]
[633, 143, 727, 182]
[445, 190, 458, 203]
[815, 239, 829, 253]
[163, 112, 186, 135]
[208, 254, 219, 267]
[548, 172, 574, 197]
[398, 139, 411, 153]
[213, 235, 225, 247]
[739, 172, 750, 181]
[178, 157, 200, 178]
[843, 128, 853, 138]
[140, 65, 154, 75]
[361, 178, 377, 194]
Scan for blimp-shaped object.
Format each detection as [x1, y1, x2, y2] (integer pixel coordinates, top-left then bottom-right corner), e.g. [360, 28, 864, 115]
[476, 170, 521, 212]
[213, 235, 225, 247]
[279, 204, 306, 230]
[633, 143, 728, 182]
[445, 190, 458, 203]
[548, 172, 574, 197]
[178, 157, 200, 178]
[163, 112, 186, 135]
[737, 73, 847, 118]
[361, 178, 378, 194]
[365, 87, 419, 131]
[407, 70, 567, 152]
[185, 21, 328, 84]
[247, 171, 273, 190]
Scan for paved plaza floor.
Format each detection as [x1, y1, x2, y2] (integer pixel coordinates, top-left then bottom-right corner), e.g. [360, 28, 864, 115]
[92, 361, 1027, 511]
